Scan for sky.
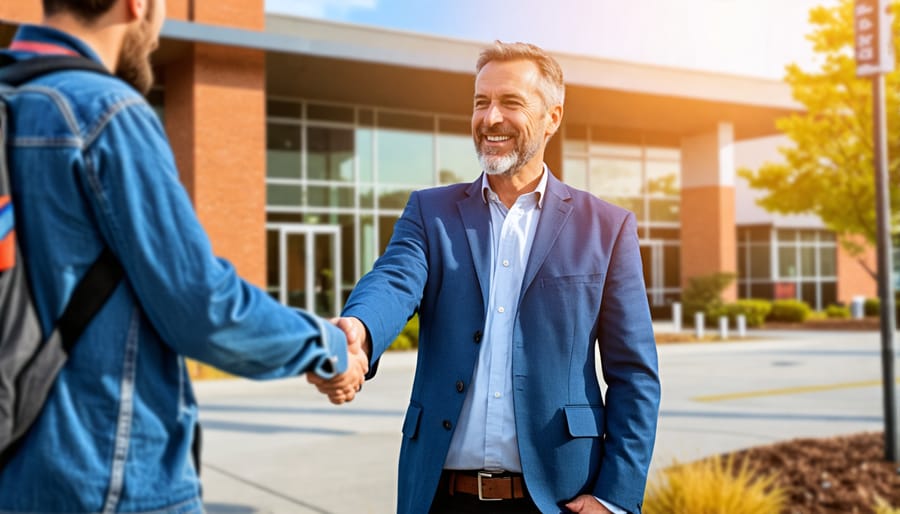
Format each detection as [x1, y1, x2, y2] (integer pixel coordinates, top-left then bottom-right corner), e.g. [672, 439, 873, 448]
[264, 0, 839, 80]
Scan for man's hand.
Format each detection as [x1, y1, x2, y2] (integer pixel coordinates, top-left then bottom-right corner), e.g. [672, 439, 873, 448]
[565, 495, 613, 513]
[306, 317, 371, 404]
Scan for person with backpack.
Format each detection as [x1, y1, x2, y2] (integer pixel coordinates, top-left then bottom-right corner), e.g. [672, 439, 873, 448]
[0, 0, 368, 511]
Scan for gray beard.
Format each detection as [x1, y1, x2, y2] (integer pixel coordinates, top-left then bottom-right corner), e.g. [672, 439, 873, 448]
[476, 133, 542, 177]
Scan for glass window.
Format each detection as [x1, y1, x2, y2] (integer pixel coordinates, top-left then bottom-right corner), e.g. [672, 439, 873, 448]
[378, 187, 416, 210]
[148, 88, 164, 122]
[267, 184, 303, 207]
[360, 215, 376, 275]
[589, 158, 642, 197]
[645, 147, 681, 161]
[379, 112, 433, 131]
[749, 246, 771, 280]
[821, 281, 837, 307]
[799, 230, 817, 242]
[267, 123, 302, 179]
[267, 100, 302, 119]
[307, 103, 354, 123]
[357, 128, 374, 182]
[749, 282, 774, 299]
[742, 226, 771, 242]
[266, 229, 279, 299]
[377, 129, 433, 186]
[777, 229, 797, 242]
[358, 185, 375, 209]
[379, 215, 399, 255]
[337, 214, 355, 287]
[648, 228, 680, 240]
[358, 109, 374, 126]
[603, 196, 644, 218]
[800, 247, 816, 278]
[563, 124, 588, 153]
[438, 132, 479, 184]
[649, 198, 679, 223]
[664, 245, 680, 288]
[308, 185, 354, 208]
[563, 157, 588, 190]
[801, 282, 817, 308]
[819, 246, 836, 276]
[778, 246, 797, 278]
[645, 160, 680, 196]
[738, 248, 747, 279]
[589, 142, 641, 158]
[307, 126, 354, 182]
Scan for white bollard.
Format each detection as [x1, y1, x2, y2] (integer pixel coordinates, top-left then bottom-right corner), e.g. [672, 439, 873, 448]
[694, 312, 705, 339]
[718, 316, 729, 340]
[736, 314, 747, 338]
[672, 302, 682, 333]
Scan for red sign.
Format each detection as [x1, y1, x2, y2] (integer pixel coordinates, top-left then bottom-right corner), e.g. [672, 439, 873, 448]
[856, 0, 895, 76]
[774, 282, 796, 300]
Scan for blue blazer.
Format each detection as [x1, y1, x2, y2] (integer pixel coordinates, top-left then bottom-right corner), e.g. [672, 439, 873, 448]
[344, 171, 660, 514]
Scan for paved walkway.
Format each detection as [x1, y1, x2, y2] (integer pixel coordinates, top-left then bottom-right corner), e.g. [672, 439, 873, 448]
[194, 328, 890, 513]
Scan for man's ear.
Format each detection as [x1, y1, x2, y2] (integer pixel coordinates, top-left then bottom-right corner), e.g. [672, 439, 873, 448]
[124, 0, 147, 22]
[546, 103, 563, 138]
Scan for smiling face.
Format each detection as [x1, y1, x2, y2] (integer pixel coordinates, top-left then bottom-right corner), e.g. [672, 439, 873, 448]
[471, 59, 560, 177]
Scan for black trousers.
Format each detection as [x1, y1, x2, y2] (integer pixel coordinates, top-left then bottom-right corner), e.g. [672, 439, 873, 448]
[429, 473, 543, 514]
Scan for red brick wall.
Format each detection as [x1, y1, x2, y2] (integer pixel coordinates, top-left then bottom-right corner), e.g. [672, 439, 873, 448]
[165, 44, 267, 287]
[680, 186, 738, 301]
[1, 2, 43, 24]
[837, 235, 877, 304]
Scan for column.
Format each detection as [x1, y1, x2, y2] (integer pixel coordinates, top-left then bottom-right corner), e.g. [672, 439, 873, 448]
[680, 123, 737, 301]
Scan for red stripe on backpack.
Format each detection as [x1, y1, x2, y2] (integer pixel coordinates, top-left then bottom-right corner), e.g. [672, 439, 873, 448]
[0, 230, 13, 271]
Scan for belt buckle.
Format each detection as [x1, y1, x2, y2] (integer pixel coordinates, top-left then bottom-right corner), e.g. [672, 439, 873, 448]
[477, 471, 502, 501]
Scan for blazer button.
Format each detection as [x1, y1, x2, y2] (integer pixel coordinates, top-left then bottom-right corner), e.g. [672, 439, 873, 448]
[442, 420, 452, 430]
[472, 331, 482, 343]
[456, 380, 465, 393]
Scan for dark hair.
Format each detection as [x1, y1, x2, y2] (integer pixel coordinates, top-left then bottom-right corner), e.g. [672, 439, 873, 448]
[42, 0, 119, 21]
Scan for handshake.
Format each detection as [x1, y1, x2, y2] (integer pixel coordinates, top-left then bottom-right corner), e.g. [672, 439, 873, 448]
[306, 317, 371, 405]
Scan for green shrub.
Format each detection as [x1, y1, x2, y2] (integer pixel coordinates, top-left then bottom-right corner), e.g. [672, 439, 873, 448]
[723, 299, 772, 328]
[768, 299, 811, 323]
[825, 304, 851, 319]
[389, 315, 419, 351]
[643, 455, 786, 514]
[681, 272, 736, 324]
[865, 297, 881, 317]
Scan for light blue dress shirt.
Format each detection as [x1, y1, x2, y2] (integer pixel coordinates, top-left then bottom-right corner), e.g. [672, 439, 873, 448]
[442, 168, 626, 514]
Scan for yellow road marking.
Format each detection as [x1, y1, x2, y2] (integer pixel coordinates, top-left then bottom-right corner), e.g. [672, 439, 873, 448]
[693, 378, 895, 403]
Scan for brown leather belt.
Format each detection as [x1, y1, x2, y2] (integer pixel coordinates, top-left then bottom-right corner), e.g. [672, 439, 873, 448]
[443, 470, 527, 501]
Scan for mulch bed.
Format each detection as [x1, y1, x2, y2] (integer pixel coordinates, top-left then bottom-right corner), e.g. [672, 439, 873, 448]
[725, 432, 900, 513]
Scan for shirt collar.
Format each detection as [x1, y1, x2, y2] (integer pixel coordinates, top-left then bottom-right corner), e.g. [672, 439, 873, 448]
[7, 25, 104, 65]
[481, 164, 549, 209]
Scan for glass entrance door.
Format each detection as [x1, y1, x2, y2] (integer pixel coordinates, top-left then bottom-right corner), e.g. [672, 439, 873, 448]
[266, 223, 341, 318]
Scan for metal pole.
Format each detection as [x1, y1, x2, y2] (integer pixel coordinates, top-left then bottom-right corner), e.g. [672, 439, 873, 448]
[873, 74, 899, 462]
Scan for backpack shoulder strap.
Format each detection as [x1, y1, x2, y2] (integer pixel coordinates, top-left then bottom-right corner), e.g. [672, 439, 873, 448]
[0, 52, 121, 350]
[0, 54, 110, 87]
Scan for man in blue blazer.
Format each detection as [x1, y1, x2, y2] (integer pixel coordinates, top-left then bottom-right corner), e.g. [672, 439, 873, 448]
[312, 41, 660, 514]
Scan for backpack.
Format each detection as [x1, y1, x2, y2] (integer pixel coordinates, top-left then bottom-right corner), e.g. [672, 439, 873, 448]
[0, 55, 124, 467]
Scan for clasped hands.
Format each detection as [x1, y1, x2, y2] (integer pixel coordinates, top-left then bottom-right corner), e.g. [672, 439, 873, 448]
[306, 317, 371, 404]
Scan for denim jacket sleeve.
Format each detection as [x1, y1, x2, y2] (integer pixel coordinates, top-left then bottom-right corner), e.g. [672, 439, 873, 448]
[77, 97, 347, 380]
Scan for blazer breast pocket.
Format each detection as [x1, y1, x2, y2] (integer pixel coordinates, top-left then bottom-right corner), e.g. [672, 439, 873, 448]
[540, 273, 605, 288]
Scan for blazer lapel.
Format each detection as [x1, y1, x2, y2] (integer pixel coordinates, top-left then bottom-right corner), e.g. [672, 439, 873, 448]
[457, 176, 492, 309]
[521, 172, 573, 296]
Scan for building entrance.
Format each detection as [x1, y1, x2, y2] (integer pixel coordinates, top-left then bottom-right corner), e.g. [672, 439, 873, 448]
[266, 223, 342, 318]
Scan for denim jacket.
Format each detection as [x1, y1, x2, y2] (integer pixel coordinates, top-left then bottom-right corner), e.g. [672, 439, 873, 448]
[0, 25, 348, 513]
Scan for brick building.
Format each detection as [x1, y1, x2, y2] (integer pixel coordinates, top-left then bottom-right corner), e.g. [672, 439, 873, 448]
[0, 0, 882, 321]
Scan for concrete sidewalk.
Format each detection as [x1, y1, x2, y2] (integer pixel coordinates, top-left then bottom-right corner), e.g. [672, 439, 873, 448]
[195, 328, 888, 513]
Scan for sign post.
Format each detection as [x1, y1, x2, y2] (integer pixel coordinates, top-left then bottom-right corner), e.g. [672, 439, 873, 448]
[855, 0, 898, 462]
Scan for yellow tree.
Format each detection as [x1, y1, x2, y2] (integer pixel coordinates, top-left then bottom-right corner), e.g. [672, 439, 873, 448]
[739, 0, 900, 278]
